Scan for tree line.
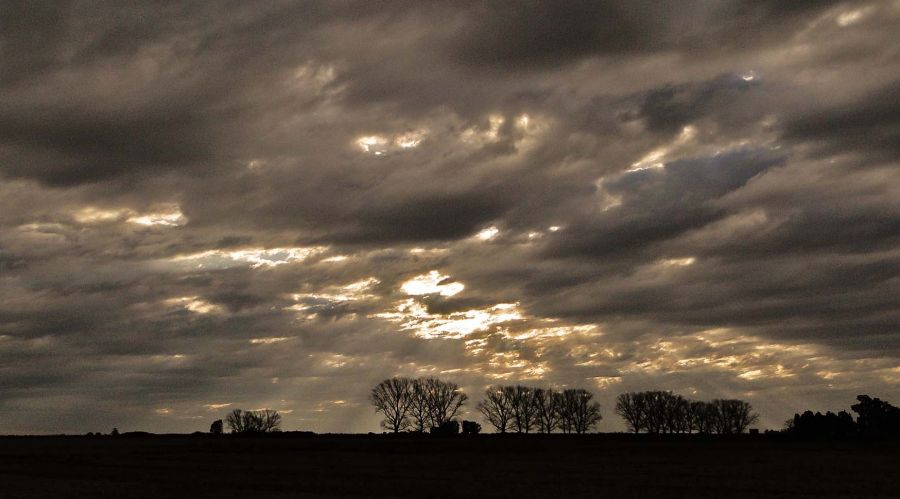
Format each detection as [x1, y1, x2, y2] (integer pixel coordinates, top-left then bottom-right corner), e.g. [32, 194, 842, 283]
[209, 408, 283, 434]
[615, 391, 758, 434]
[369, 377, 603, 434]
[784, 395, 900, 438]
[477, 385, 602, 434]
[369, 377, 468, 433]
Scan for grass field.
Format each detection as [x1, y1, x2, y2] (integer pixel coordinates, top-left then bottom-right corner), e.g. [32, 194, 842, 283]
[1, 434, 898, 498]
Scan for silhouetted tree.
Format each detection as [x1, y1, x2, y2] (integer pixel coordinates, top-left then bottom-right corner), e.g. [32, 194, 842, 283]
[111, 427, 119, 436]
[370, 377, 414, 433]
[478, 385, 515, 433]
[408, 378, 431, 433]
[559, 388, 602, 434]
[616, 392, 646, 433]
[665, 394, 691, 433]
[209, 419, 224, 435]
[786, 410, 856, 437]
[462, 420, 482, 435]
[851, 395, 900, 437]
[226, 409, 246, 433]
[225, 408, 281, 433]
[711, 399, 758, 434]
[690, 401, 716, 434]
[422, 377, 468, 429]
[534, 388, 562, 434]
[511, 385, 539, 433]
[616, 391, 757, 434]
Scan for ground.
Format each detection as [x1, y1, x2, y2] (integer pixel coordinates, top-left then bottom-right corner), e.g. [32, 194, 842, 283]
[0, 434, 897, 498]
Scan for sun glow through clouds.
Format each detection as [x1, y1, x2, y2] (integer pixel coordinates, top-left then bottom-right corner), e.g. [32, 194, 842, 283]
[373, 300, 523, 339]
[400, 271, 464, 297]
[169, 246, 328, 269]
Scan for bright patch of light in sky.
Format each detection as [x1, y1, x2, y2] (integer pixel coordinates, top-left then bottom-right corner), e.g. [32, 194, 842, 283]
[128, 208, 187, 227]
[836, 7, 872, 26]
[71, 206, 188, 227]
[170, 246, 328, 269]
[629, 125, 697, 172]
[374, 300, 523, 339]
[73, 207, 128, 224]
[291, 277, 380, 305]
[659, 257, 696, 267]
[475, 226, 499, 240]
[357, 130, 427, 155]
[164, 296, 223, 314]
[249, 337, 291, 345]
[400, 271, 464, 296]
[395, 130, 426, 148]
[357, 135, 389, 155]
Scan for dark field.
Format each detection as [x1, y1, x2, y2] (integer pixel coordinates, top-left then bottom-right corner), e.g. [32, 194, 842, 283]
[1, 434, 898, 498]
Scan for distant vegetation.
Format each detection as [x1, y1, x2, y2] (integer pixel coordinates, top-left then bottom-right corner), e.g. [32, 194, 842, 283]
[192, 382, 896, 440]
[615, 391, 758, 434]
[784, 395, 900, 438]
[369, 377, 468, 433]
[368, 377, 602, 434]
[477, 386, 602, 434]
[224, 409, 282, 433]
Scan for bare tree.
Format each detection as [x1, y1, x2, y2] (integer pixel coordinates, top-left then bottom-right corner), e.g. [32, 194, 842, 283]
[559, 388, 602, 434]
[689, 401, 715, 434]
[534, 388, 562, 433]
[511, 385, 539, 433]
[615, 392, 645, 433]
[711, 399, 758, 434]
[422, 377, 468, 429]
[663, 393, 690, 433]
[370, 377, 414, 433]
[478, 385, 515, 433]
[226, 409, 246, 433]
[407, 378, 431, 432]
[616, 391, 759, 435]
[225, 408, 281, 433]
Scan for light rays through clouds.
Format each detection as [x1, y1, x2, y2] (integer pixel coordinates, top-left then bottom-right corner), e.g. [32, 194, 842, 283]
[0, 1, 899, 434]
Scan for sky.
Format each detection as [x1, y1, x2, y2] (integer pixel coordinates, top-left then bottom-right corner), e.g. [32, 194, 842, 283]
[1, 1, 899, 434]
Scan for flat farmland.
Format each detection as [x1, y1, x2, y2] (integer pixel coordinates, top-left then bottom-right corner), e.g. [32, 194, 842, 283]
[0, 434, 897, 498]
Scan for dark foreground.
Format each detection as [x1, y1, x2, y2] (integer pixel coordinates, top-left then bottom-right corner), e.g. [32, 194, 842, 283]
[1, 434, 898, 498]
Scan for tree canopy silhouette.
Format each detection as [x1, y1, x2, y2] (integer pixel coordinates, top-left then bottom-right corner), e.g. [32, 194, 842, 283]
[370, 377, 414, 433]
[225, 409, 281, 433]
[615, 391, 758, 434]
[477, 385, 601, 434]
[368, 376, 467, 433]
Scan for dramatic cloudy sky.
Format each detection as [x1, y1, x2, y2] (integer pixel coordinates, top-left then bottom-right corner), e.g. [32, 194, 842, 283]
[1, 1, 899, 434]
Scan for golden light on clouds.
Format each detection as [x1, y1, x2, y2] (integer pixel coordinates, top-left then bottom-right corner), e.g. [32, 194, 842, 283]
[164, 296, 223, 314]
[373, 300, 523, 339]
[169, 246, 328, 269]
[356, 129, 427, 155]
[474, 226, 500, 241]
[71, 205, 187, 227]
[400, 271, 464, 297]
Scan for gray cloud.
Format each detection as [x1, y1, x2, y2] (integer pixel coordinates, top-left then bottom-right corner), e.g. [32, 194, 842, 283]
[1, 1, 898, 434]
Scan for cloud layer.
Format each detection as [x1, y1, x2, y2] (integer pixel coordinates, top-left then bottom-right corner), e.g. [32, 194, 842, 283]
[1, 0, 898, 433]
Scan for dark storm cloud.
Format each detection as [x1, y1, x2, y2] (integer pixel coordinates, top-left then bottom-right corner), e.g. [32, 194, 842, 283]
[1, 1, 899, 434]
[637, 74, 762, 134]
[447, 1, 840, 71]
[547, 149, 783, 259]
[784, 83, 900, 157]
